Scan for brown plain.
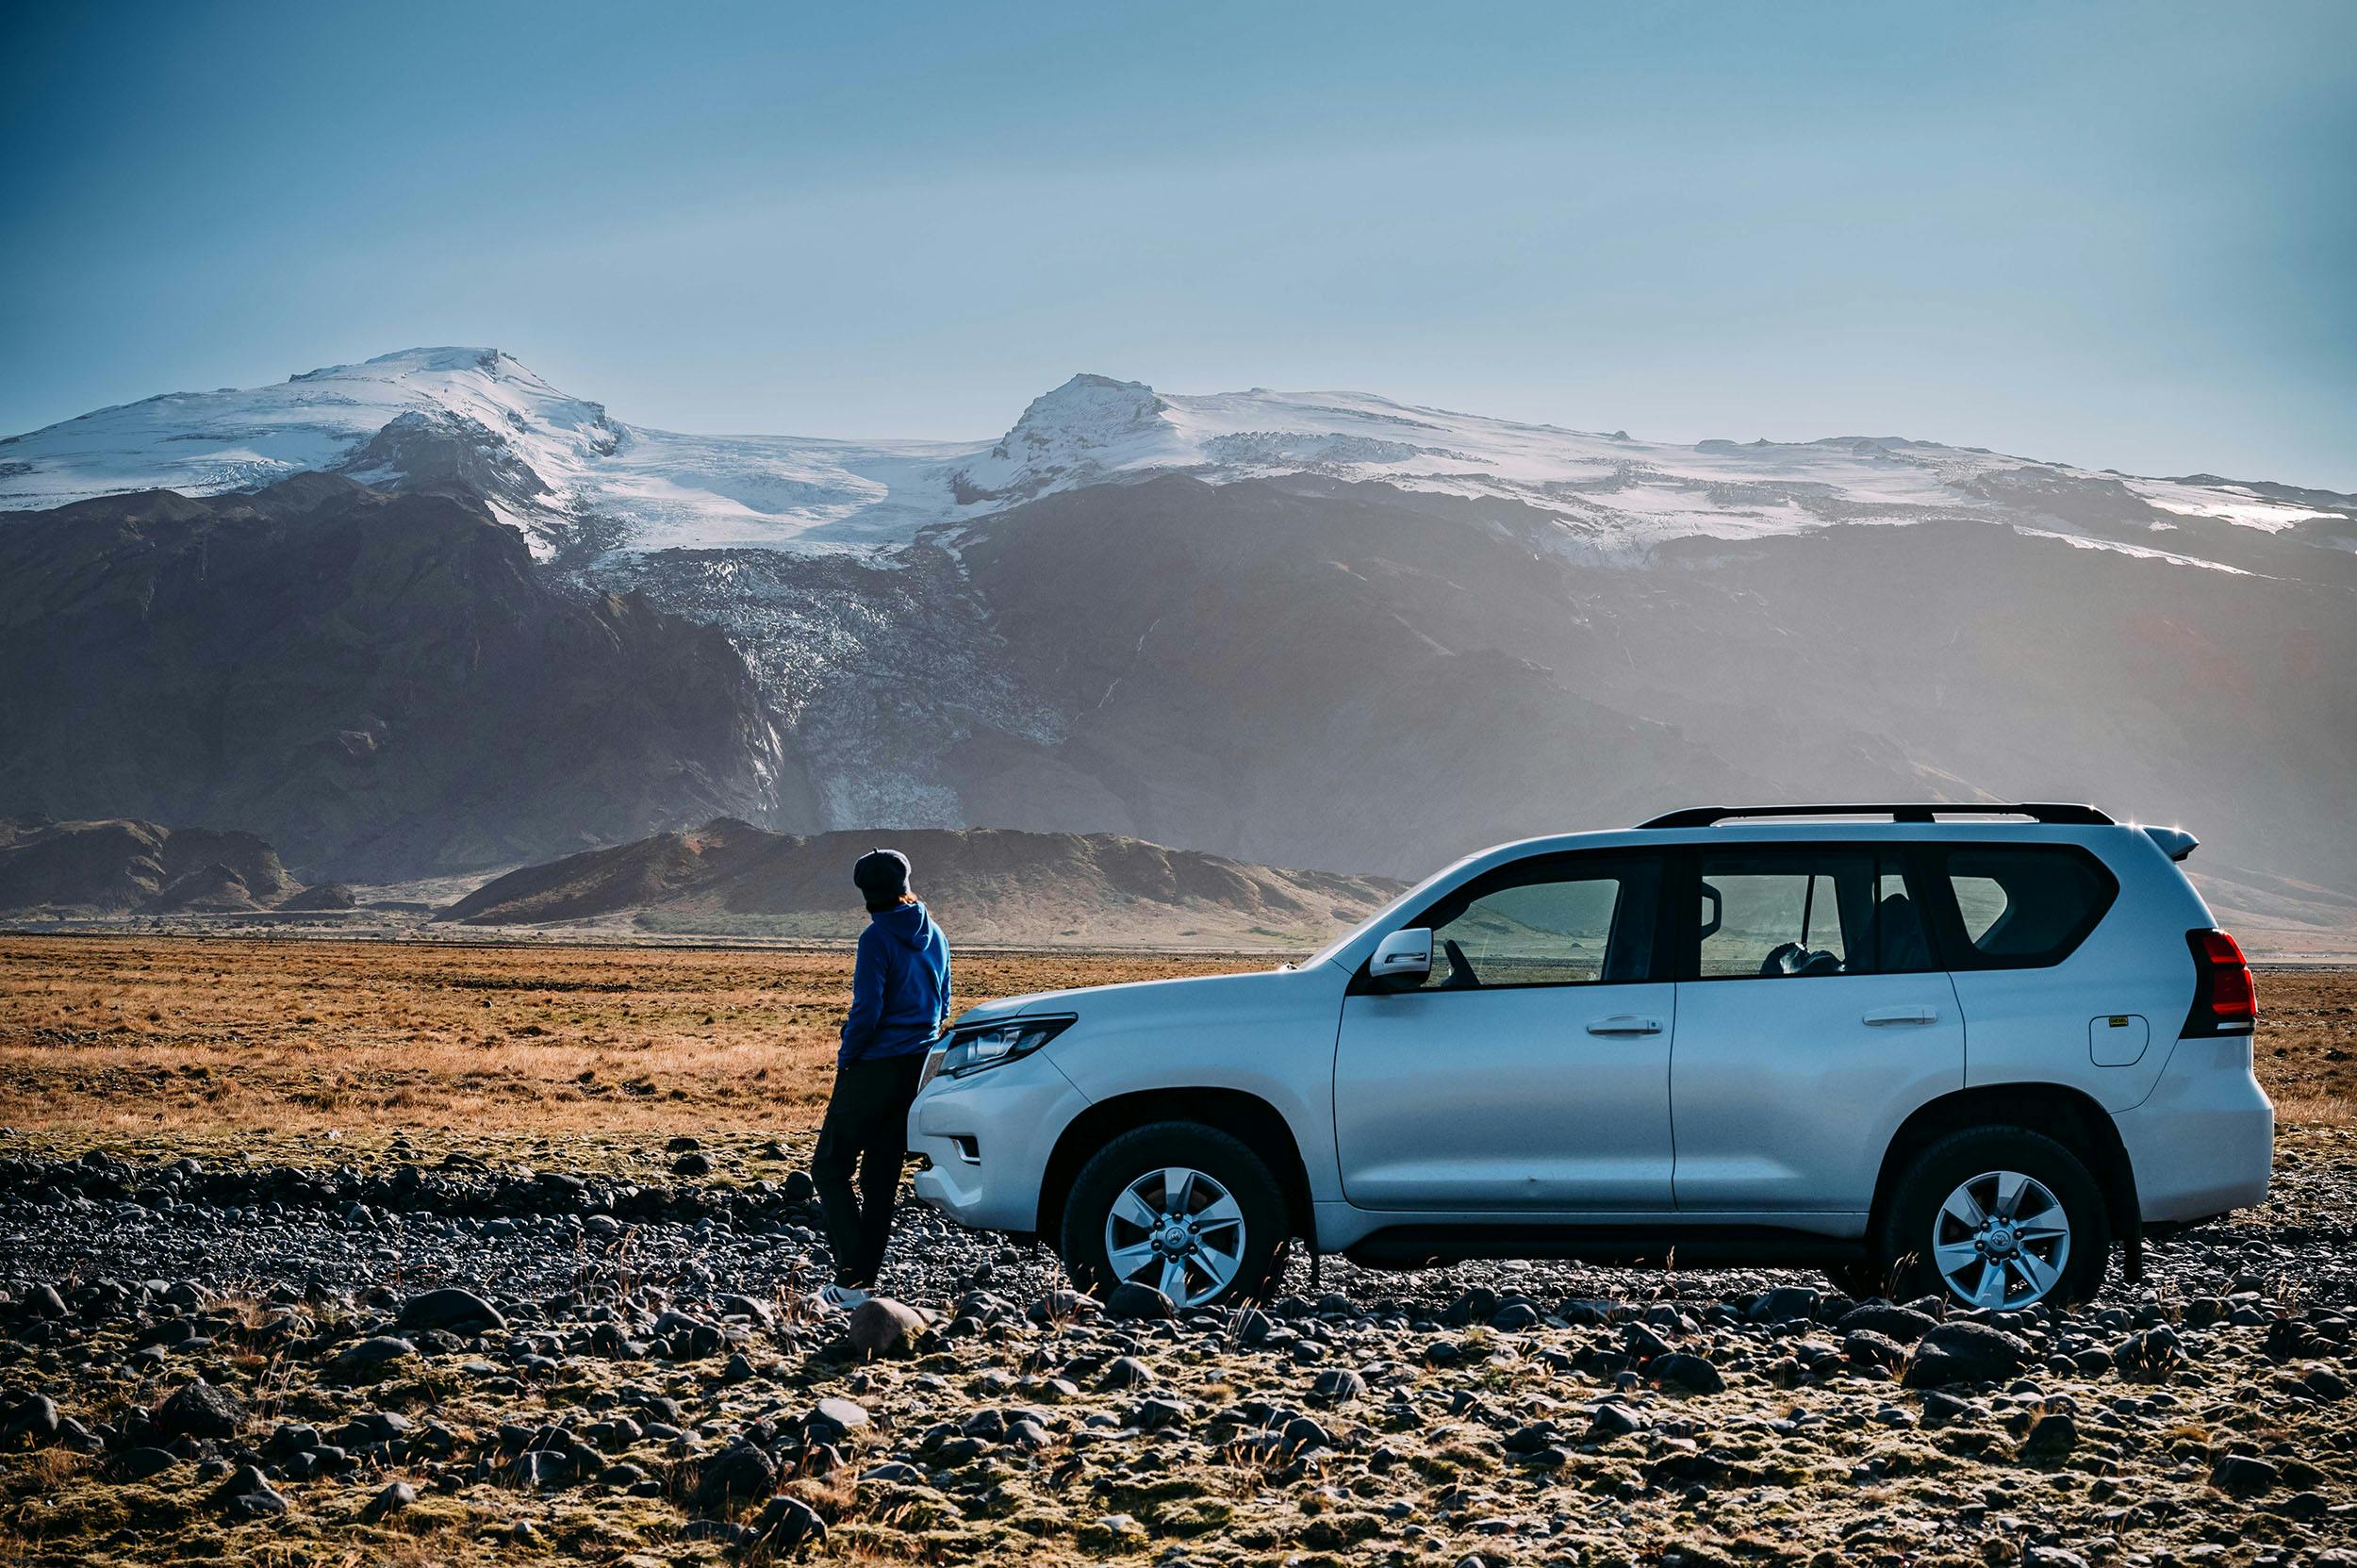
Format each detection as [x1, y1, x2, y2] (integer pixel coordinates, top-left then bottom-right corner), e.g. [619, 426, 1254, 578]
[0, 937, 2349, 1157]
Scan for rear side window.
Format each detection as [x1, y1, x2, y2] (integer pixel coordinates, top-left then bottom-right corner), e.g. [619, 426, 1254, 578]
[1691, 849, 1939, 979]
[1936, 847, 2117, 968]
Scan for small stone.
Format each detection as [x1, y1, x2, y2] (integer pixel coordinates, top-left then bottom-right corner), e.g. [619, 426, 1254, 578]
[1904, 1321, 2030, 1388]
[212, 1464, 287, 1519]
[783, 1170, 817, 1203]
[1591, 1401, 1645, 1437]
[514, 1449, 570, 1489]
[846, 1296, 929, 1357]
[4, 1394, 59, 1444]
[1310, 1367, 1368, 1405]
[398, 1287, 504, 1334]
[754, 1494, 826, 1550]
[1106, 1280, 1176, 1320]
[1747, 1286, 1821, 1323]
[109, 1447, 178, 1482]
[1838, 1301, 1938, 1341]
[1099, 1355, 1156, 1390]
[2211, 1454, 2278, 1495]
[1282, 1415, 1332, 1453]
[2021, 1411, 2077, 1460]
[695, 1442, 778, 1510]
[330, 1337, 420, 1382]
[1442, 1287, 1499, 1327]
[362, 1480, 417, 1520]
[1132, 1396, 1190, 1431]
[1650, 1352, 1725, 1394]
[672, 1151, 714, 1177]
[158, 1379, 247, 1440]
[806, 1396, 870, 1444]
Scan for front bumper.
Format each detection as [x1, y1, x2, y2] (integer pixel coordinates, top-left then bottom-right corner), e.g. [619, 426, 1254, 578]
[906, 1052, 1089, 1235]
[2115, 1034, 2275, 1224]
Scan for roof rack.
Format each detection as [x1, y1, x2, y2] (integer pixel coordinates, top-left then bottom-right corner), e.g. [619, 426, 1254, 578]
[1636, 802, 2115, 830]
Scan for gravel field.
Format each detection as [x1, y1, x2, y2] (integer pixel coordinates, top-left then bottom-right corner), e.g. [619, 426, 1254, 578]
[0, 1126, 2352, 1568]
[0, 949, 2351, 1567]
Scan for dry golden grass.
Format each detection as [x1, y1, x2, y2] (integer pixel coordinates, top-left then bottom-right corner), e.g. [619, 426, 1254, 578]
[0, 937, 2348, 1154]
[0, 936, 1247, 1144]
[2251, 968, 2357, 1126]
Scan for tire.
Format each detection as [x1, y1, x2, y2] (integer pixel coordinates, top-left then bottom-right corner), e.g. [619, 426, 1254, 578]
[1060, 1122, 1289, 1309]
[1879, 1126, 2110, 1310]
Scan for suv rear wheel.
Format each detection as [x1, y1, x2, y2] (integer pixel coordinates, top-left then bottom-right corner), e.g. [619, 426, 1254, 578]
[1060, 1122, 1287, 1309]
[1880, 1126, 2110, 1309]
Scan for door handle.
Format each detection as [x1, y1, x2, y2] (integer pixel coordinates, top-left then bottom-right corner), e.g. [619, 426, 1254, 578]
[1586, 1015, 1664, 1036]
[1863, 1006, 1939, 1027]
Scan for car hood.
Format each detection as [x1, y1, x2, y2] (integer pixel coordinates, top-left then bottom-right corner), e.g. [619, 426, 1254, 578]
[948, 963, 1328, 1028]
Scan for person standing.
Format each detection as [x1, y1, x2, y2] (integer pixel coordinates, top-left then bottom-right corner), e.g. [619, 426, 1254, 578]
[810, 848, 951, 1309]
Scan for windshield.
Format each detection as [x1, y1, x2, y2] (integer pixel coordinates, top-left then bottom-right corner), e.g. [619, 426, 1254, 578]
[1305, 850, 1489, 970]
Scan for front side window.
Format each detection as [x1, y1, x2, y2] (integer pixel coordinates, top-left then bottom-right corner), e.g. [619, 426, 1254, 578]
[1413, 856, 1660, 989]
[1695, 850, 1937, 979]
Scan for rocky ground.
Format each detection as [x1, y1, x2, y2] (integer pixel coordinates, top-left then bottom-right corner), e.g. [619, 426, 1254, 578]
[0, 1123, 2352, 1568]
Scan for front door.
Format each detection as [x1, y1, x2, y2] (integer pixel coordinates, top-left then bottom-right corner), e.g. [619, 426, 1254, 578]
[1669, 845, 1964, 1212]
[1334, 851, 1675, 1211]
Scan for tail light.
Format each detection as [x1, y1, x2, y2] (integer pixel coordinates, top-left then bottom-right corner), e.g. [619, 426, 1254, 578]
[2183, 928, 2255, 1036]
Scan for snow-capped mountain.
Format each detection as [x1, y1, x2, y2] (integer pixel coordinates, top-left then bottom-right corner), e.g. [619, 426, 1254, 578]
[0, 348, 980, 555]
[6, 350, 2349, 569]
[5, 347, 2355, 948]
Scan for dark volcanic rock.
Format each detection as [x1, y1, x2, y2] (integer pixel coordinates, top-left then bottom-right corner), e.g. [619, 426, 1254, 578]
[1650, 1352, 1726, 1394]
[398, 1286, 505, 1334]
[1904, 1321, 2031, 1388]
[1106, 1280, 1176, 1320]
[697, 1442, 779, 1510]
[846, 1296, 928, 1357]
[157, 1378, 246, 1440]
[1838, 1301, 1939, 1341]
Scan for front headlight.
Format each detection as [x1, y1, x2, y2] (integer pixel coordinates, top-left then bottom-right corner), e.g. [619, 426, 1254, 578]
[919, 1014, 1078, 1090]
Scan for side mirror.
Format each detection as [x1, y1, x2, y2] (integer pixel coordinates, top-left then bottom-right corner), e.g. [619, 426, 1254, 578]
[1369, 927, 1432, 985]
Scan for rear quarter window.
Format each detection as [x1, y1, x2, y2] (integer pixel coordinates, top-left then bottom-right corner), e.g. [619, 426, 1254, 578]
[1937, 846, 2118, 968]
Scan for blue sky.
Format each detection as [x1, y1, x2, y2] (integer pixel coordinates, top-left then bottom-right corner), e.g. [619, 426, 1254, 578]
[7, 1, 2352, 487]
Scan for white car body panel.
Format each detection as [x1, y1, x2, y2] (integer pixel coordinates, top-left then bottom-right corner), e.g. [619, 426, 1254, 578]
[1334, 979, 1676, 1210]
[1669, 970, 1963, 1213]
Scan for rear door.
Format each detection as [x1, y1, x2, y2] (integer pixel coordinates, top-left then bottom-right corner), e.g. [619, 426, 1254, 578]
[1333, 850, 1676, 1211]
[1669, 845, 1964, 1213]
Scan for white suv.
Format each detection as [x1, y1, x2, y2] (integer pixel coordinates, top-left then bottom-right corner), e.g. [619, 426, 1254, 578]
[909, 804, 2272, 1310]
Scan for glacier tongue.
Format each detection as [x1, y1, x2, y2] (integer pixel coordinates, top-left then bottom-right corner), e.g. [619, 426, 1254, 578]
[2, 348, 2349, 570]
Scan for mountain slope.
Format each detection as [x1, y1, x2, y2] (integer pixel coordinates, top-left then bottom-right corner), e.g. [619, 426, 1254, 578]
[0, 816, 302, 914]
[0, 475, 798, 877]
[440, 820, 1404, 947]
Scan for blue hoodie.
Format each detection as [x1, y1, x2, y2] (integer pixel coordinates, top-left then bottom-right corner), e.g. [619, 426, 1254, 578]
[839, 900, 952, 1065]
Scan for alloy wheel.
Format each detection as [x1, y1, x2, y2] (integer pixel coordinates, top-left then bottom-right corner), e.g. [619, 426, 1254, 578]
[1929, 1168, 2072, 1308]
[1102, 1164, 1247, 1307]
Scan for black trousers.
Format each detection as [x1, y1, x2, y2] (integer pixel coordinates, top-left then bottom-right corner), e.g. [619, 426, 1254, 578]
[809, 1052, 926, 1288]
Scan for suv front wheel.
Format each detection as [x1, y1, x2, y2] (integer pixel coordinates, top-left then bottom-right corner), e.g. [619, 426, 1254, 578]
[1880, 1126, 2111, 1309]
[1061, 1122, 1287, 1309]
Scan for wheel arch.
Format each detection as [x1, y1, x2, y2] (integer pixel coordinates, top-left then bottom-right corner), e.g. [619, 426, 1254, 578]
[1870, 1081, 2139, 1252]
[1035, 1087, 1315, 1246]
